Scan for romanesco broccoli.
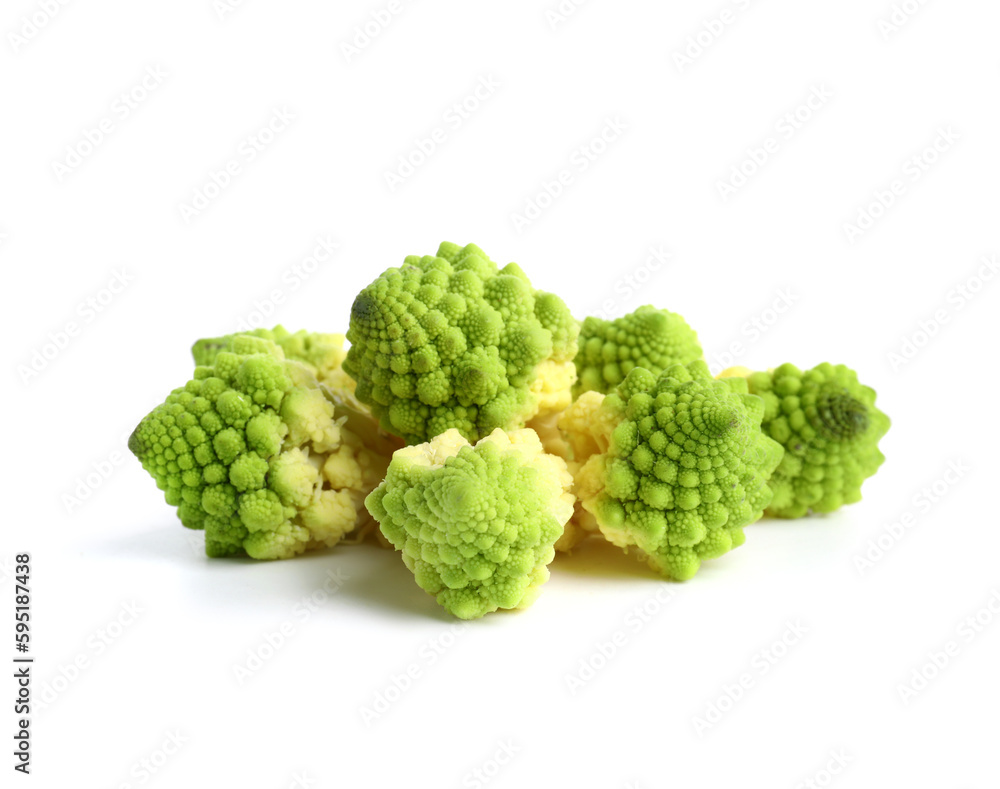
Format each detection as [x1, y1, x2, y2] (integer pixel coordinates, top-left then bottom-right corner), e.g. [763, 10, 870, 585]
[129, 334, 393, 559]
[574, 305, 702, 397]
[721, 363, 890, 517]
[365, 427, 575, 619]
[193, 325, 400, 462]
[193, 325, 348, 387]
[344, 242, 579, 445]
[558, 361, 784, 579]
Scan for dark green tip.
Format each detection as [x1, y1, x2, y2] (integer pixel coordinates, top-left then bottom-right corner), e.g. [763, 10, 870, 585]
[816, 392, 870, 440]
[127, 424, 145, 459]
[350, 292, 376, 325]
[191, 337, 228, 367]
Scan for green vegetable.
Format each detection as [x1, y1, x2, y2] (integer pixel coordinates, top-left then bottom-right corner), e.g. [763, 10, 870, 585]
[343, 242, 579, 445]
[365, 428, 575, 619]
[574, 305, 702, 397]
[125, 237, 895, 609]
[192, 325, 346, 385]
[558, 361, 784, 580]
[129, 334, 391, 559]
[735, 363, 890, 518]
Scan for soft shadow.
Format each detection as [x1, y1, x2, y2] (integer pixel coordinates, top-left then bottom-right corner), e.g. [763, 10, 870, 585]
[331, 543, 454, 621]
[86, 522, 219, 564]
[552, 536, 661, 580]
[88, 525, 447, 620]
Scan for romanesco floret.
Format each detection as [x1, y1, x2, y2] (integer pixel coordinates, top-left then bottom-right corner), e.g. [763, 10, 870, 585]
[343, 242, 579, 445]
[573, 305, 702, 397]
[365, 428, 575, 619]
[129, 334, 392, 559]
[558, 361, 784, 580]
[727, 363, 890, 518]
[192, 325, 347, 385]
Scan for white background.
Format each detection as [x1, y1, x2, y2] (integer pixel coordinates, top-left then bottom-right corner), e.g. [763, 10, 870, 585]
[4, 1, 999, 787]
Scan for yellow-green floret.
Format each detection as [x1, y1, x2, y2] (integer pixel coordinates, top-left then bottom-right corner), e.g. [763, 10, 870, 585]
[129, 334, 391, 559]
[742, 363, 890, 518]
[574, 305, 702, 397]
[344, 242, 580, 445]
[365, 428, 575, 619]
[192, 325, 347, 384]
[559, 361, 784, 580]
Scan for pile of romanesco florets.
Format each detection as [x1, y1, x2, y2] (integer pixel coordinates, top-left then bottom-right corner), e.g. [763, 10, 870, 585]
[130, 242, 890, 619]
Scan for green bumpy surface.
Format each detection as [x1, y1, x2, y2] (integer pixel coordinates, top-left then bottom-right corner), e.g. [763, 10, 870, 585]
[366, 441, 564, 620]
[745, 363, 890, 518]
[129, 335, 338, 559]
[591, 361, 784, 580]
[343, 242, 578, 445]
[192, 325, 344, 381]
[574, 305, 703, 397]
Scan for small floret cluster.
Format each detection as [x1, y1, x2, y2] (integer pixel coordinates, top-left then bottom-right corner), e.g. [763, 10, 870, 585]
[130, 334, 390, 559]
[559, 361, 783, 579]
[722, 363, 889, 518]
[574, 305, 702, 397]
[366, 428, 574, 619]
[343, 242, 578, 445]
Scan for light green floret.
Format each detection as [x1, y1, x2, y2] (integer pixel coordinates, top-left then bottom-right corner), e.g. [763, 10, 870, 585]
[344, 242, 580, 445]
[574, 305, 703, 397]
[563, 361, 783, 580]
[365, 428, 576, 619]
[192, 325, 347, 383]
[743, 363, 890, 518]
[129, 334, 391, 559]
